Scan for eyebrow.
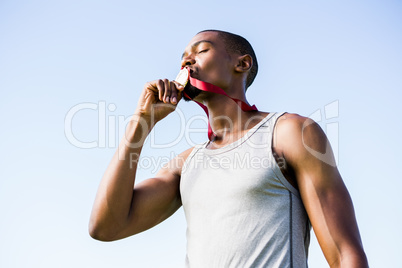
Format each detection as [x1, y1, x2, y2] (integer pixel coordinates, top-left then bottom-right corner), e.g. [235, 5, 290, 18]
[181, 40, 213, 59]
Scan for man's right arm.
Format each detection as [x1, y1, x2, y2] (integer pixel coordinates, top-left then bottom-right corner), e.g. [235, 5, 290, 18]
[89, 78, 187, 241]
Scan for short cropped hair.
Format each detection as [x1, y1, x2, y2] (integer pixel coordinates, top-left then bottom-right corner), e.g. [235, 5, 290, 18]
[198, 30, 258, 89]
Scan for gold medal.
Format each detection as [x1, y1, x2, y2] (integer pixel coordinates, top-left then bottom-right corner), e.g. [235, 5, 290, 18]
[175, 68, 189, 87]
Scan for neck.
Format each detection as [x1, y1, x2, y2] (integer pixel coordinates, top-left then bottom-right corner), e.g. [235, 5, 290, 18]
[187, 75, 261, 144]
[202, 93, 260, 143]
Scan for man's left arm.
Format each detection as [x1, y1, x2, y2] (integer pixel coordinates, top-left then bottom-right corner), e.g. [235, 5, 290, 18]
[278, 114, 368, 267]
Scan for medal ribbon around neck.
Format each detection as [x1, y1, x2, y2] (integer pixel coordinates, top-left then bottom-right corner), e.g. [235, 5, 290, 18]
[175, 67, 258, 141]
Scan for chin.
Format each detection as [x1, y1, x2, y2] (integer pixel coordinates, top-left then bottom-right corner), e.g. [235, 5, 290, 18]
[183, 84, 202, 101]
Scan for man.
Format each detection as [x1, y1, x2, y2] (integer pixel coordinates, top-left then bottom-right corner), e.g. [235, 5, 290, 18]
[89, 30, 368, 267]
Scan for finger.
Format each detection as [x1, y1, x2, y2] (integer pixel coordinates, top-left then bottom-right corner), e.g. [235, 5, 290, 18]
[170, 81, 178, 104]
[163, 79, 171, 103]
[156, 79, 164, 101]
[173, 81, 185, 92]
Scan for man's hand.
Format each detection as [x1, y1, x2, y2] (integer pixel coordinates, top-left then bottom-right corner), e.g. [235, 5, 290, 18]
[135, 79, 184, 123]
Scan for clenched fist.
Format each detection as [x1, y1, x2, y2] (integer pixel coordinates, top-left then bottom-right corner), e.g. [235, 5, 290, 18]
[135, 79, 184, 123]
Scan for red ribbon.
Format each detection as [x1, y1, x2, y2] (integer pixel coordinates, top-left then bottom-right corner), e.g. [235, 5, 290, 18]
[181, 68, 258, 141]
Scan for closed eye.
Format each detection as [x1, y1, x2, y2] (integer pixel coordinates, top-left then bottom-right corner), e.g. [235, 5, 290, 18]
[198, 49, 209, 54]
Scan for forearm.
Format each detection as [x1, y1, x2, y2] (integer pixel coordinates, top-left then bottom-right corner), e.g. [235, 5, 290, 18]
[89, 113, 153, 240]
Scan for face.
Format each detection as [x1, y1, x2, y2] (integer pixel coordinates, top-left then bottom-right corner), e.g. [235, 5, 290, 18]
[180, 31, 235, 101]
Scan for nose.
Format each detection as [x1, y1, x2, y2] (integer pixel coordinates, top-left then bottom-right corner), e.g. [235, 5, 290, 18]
[181, 56, 195, 68]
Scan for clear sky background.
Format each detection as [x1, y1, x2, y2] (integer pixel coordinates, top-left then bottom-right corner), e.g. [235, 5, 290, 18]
[1, 0, 401, 267]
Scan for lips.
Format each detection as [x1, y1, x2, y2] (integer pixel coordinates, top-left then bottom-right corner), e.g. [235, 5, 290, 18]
[182, 68, 202, 101]
[186, 67, 198, 79]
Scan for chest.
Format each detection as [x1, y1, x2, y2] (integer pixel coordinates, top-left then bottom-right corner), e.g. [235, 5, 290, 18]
[180, 149, 289, 212]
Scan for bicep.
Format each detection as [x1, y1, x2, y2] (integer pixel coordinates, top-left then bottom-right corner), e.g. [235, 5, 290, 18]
[112, 174, 181, 240]
[126, 172, 182, 235]
[113, 147, 193, 240]
[112, 165, 182, 239]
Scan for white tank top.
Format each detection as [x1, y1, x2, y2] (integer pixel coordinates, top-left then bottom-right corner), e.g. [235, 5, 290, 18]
[180, 112, 310, 268]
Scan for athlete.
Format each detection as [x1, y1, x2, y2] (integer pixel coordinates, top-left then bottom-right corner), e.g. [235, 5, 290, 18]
[89, 30, 368, 267]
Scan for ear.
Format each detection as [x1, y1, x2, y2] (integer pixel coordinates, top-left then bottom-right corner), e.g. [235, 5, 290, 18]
[234, 54, 252, 73]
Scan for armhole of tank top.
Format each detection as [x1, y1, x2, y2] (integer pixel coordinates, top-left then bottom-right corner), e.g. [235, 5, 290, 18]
[270, 112, 301, 199]
[181, 142, 207, 176]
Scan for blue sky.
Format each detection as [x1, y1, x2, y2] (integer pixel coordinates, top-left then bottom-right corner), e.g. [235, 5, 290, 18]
[1, 0, 401, 267]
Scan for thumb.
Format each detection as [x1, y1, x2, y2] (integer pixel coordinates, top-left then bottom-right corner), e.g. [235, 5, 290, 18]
[173, 81, 185, 91]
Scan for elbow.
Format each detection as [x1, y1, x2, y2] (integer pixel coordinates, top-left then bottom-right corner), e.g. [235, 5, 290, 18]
[88, 218, 117, 242]
[338, 248, 369, 268]
[350, 251, 369, 268]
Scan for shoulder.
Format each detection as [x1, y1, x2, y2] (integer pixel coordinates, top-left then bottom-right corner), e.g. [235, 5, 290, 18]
[274, 112, 335, 168]
[158, 146, 195, 178]
[275, 112, 325, 144]
[275, 112, 312, 133]
[273, 112, 310, 149]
